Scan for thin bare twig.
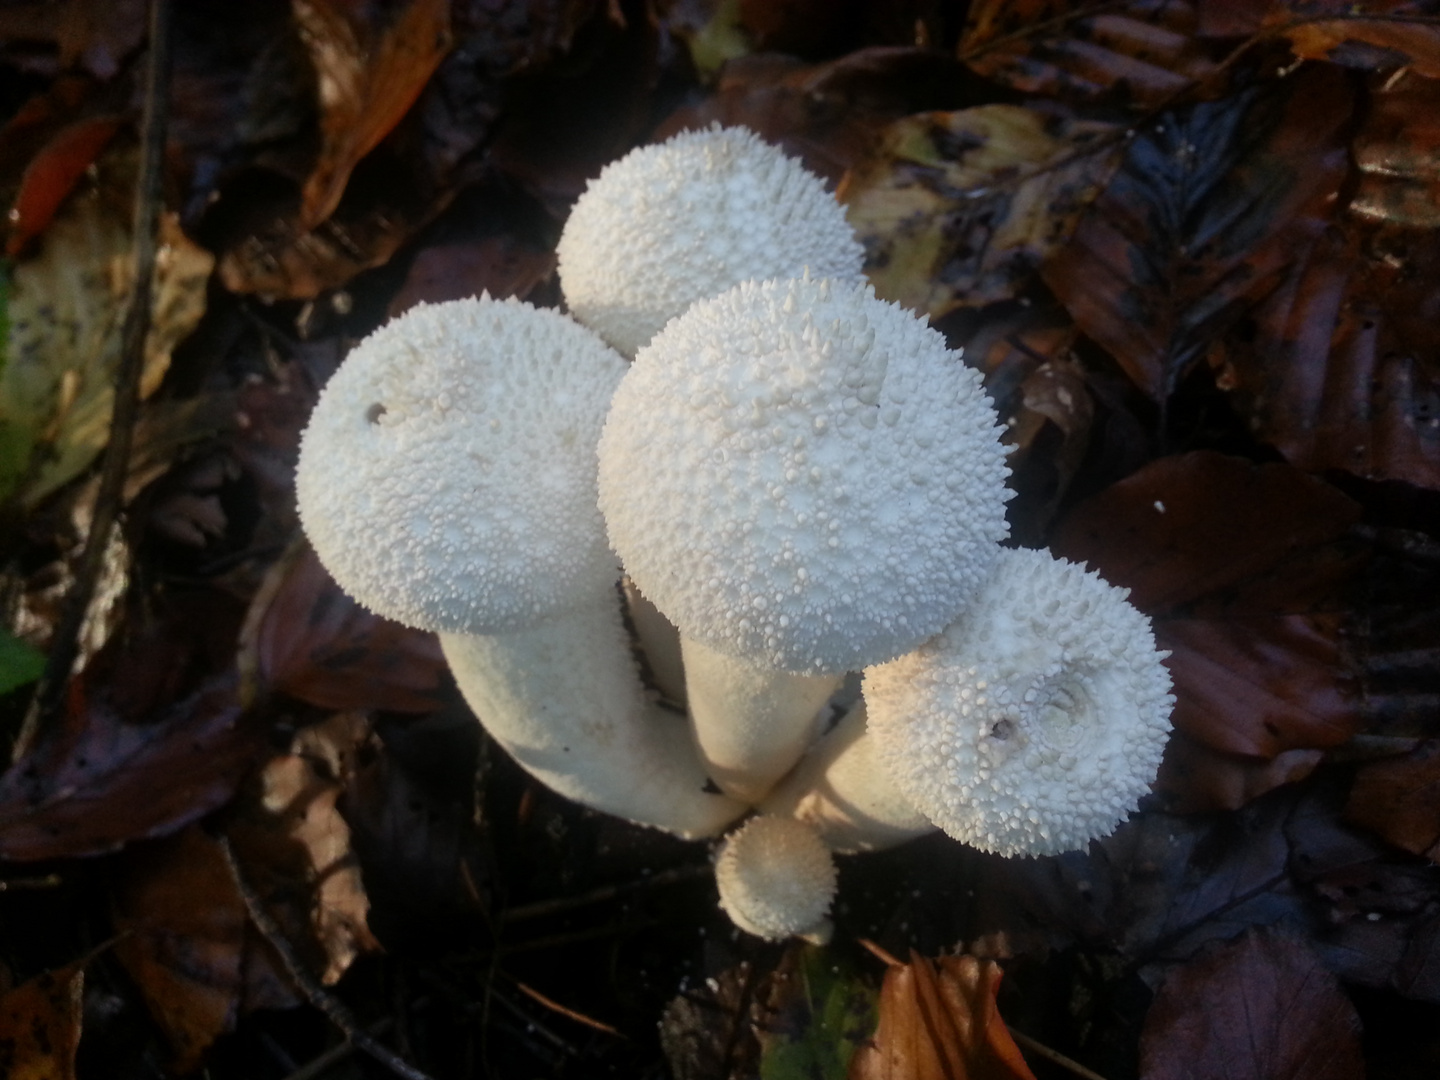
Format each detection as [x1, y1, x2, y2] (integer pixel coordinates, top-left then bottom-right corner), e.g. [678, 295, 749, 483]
[16, 0, 173, 759]
[498, 862, 710, 924]
[1009, 1027, 1112, 1080]
[217, 833, 436, 1080]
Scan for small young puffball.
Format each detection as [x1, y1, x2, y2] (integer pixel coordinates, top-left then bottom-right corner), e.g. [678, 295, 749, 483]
[715, 815, 838, 943]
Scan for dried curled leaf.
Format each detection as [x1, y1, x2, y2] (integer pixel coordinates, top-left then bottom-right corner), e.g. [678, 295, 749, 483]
[1139, 928, 1364, 1080]
[841, 106, 1122, 319]
[849, 953, 1036, 1080]
[294, 0, 453, 229]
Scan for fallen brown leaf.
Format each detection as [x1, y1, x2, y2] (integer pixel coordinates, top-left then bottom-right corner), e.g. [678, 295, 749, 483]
[1268, 7, 1440, 79]
[1346, 739, 1440, 863]
[1043, 64, 1351, 402]
[960, 0, 1219, 107]
[113, 827, 296, 1072]
[238, 541, 449, 714]
[1139, 928, 1365, 1080]
[294, 0, 453, 229]
[849, 952, 1036, 1080]
[0, 961, 84, 1080]
[227, 712, 383, 987]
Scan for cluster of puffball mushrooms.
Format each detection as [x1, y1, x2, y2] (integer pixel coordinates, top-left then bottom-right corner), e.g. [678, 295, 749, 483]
[295, 126, 1175, 944]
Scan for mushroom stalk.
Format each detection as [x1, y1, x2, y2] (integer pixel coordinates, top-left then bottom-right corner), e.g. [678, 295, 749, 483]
[760, 701, 934, 853]
[680, 636, 841, 803]
[440, 595, 744, 839]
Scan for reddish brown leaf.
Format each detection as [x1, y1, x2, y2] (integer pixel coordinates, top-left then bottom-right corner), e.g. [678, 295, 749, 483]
[960, 0, 1219, 107]
[1346, 739, 1440, 862]
[1163, 614, 1357, 757]
[1044, 65, 1351, 401]
[1215, 218, 1440, 489]
[239, 541, 449, 713]
[113, 827, 295, 1072]
[1052, 452, 1364, 766]
[1051, 451, 1362, 613]
[294, 0, 452, 229]
[5, 114, 122, 257]
[1268, 8, 1440, 78]
[389, 233, 555, 315]
[1139, 928, 1365, 1080]
[1349, 71, 1440, 229]
[0, 961, 84, 1080]
[849, 953, 1036, 1080]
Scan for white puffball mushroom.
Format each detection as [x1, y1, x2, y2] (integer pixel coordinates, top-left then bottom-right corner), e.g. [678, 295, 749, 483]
[557, 124, 864, 357]
[600, 275, 1010, 676]
[598, 275, 1010, 802]
[297, 297, 623, 634]
[296, 297, 745, 840]
[864, 547, 1175, 858]
[715, 815, 838, 943]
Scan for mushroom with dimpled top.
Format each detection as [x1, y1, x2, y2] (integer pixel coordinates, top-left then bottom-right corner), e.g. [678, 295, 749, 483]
[557, 124, 865, 358]
[296, 296, 745, 840]
[864, 547, 1175, 857]
[597, 275, 1012, 804]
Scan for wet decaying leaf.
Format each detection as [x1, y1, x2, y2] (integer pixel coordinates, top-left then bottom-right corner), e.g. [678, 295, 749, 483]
[1153, 729, 1323, 813]
[112, 827, 296, 1072]
[959, 0, 1219, 107]
[1139, 928, 1365, 1080]
[661, 960, 765, 1080]
[1043, 65, 1351, 401]
[1, 163, 213, 507]
[4, 113, 122, 257]
[1346, 740, 1440, 863]
[227, 711, 383, 987]
[841, 106, 1122, 319]
[1052, 451, 1364, 763]
[1266, 6, 1440, 80]
[1349, 71, 1440, 229]
[1216, 218, 1440, 492]
[0, 592, 265, 860]
[0, 960, 84, 1080]
[850, 952, 1036, 1080]
[238, 540, 449, 713]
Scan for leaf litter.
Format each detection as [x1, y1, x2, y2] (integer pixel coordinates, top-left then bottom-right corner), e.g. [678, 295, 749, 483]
[3, 0, 1440, 1077]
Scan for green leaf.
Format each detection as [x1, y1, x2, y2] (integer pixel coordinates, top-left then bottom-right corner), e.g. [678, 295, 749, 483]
[758, 945, 879, 1080]
[0, 629, 45, 696]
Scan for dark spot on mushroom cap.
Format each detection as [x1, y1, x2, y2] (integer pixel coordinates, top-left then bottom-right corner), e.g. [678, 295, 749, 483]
[365, 403, 386, 424]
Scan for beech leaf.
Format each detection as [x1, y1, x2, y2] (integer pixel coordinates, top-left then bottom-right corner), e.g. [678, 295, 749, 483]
[0, 961, 84, 1080]
[849, 952, 1036, 1080]
[1043, 66, 1351, 401]
[1139, 928, 1365, 1080]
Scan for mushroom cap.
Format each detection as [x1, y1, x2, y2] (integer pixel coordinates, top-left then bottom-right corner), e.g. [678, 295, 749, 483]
[597, 275, 1011, 675]
[715, 815, 837, 942]
[296, 297, 627, 634]
[864, 547, 1175, 858]
[557, 124, 864, 357]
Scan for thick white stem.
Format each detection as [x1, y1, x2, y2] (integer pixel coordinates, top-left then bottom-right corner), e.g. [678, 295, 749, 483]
[681, 636, 842, 804]
[440, 595, 745, 840]
[760, 702, 934, 853]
